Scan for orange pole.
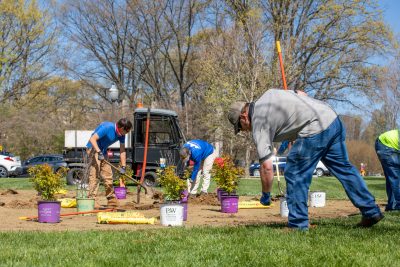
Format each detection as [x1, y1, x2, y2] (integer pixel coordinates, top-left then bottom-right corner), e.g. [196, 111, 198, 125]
[137, 108, 150, 203]
[276, 41, 288, 90]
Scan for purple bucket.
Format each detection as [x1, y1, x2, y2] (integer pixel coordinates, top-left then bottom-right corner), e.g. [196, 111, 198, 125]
[38, 201, 61, 223]
[217, 188, 226, 201]
[220, 194, 239, 213]
[181, 190, 189, 202]
[180, 201, 188, 221]
[114, 187, 127, 199]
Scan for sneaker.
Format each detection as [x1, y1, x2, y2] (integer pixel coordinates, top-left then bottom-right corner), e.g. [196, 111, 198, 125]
[106, 197, 118, 208]
[357, 213, 384, 227]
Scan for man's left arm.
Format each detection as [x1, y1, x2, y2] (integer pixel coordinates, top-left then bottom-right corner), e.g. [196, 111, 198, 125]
[258, 158, 274, 205]
[191, 160, 200, 181]
[260, 159, 274, 193]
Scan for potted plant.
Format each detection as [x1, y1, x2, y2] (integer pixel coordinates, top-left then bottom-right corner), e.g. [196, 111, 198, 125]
[212, 155, 243, 213]
[113, 165, 133, 199]
[157, 166, 187, 226]
[29, 164, 67, 223]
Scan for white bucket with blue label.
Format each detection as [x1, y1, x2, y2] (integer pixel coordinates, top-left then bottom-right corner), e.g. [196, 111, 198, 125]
[309, 191, 326, 207]
[280, 197, 289, 217]
[160, 158, 166, 168]
[160, 203, 184, 226]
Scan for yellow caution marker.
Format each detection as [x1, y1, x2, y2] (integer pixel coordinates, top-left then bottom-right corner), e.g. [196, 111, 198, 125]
[58, 198, 77, 208]
[56, 189, 68, 195]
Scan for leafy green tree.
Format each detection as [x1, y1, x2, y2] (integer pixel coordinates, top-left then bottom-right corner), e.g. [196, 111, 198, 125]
[0, 0, 55, 103]
[0, 78, 99, 159]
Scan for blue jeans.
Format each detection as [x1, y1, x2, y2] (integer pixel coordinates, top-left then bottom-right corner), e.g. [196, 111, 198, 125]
[375, 138, 400, 210]
[285, 118, 381, 229]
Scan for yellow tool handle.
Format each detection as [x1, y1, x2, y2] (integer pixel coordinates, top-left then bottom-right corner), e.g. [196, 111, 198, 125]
[98, 217, 156, 225]
[238, 201, 273, 209]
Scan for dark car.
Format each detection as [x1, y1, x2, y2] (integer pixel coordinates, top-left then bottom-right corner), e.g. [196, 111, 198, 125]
[22, 154, 68, 175]
[249, 156, 287, 176]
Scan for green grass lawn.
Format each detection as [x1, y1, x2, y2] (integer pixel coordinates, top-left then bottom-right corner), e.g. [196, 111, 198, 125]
[0, 176, 393, 266]
[0, 176, 387, 200]
[1, 213, 400, 266]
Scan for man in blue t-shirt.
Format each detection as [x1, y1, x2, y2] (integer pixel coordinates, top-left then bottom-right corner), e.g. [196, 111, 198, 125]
[180, 140, 218, 195]
[86, 118, 132, 208]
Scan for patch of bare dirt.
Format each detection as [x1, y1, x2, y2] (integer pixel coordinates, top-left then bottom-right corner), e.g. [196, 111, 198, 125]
[0, 189, 380, 232]
[7, 200, 36, 209]
[188, 193, 220, 206]
[1, 189, 18, 195]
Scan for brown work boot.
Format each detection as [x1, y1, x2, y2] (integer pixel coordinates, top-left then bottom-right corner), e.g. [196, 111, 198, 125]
[107, 197, 118, 208]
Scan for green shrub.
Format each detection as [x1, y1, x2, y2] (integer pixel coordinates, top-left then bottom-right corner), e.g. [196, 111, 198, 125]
[28, 164, 67, 201]
[157, 166, 186, 201]
[212, 155, 243, 194]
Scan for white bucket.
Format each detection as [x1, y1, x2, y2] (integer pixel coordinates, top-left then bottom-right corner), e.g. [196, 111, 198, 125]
[309, 191, 326, 207]
[280, 197, 289, 217]
[160, 203, 184, 226]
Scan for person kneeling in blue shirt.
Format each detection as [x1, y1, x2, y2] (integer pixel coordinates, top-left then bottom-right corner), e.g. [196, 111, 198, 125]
[180, 140, 218, 196]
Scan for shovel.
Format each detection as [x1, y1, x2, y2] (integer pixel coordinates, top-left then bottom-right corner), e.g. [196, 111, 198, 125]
[101, 159, 148, 195]
[275, 160, 285, 197]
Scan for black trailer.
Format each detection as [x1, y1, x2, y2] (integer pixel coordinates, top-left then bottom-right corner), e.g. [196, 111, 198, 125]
[63, 108, 186, 186]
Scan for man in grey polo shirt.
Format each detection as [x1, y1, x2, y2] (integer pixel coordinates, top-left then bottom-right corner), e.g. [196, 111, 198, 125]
[228, 89, 383, 230]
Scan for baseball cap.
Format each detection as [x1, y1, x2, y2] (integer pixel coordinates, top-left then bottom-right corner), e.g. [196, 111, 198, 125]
[228, 101, 246, 135]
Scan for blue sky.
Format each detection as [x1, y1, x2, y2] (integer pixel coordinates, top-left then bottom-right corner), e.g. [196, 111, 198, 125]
[335, 1, 399, 120]
[380, 0, 400, 35]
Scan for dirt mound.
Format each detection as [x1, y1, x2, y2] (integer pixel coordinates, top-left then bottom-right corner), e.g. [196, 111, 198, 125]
[188, 193, 220, 206]
[120, 202, 160, 210]
[7, 200, 36, 209]
[151, 190, 163, 201]
[1, 189, 18, 195]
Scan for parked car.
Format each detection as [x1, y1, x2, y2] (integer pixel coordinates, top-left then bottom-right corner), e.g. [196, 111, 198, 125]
[22, 154, 68, 175]
[314, 161, 330, 177]
[249, 156, 286, 177]
[0, 152, 22, 178]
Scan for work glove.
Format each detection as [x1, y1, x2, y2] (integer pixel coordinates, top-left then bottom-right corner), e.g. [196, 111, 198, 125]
[97, 151, 105, 161]
[260, 192, 271, 206]
[119, 166, 126, 174]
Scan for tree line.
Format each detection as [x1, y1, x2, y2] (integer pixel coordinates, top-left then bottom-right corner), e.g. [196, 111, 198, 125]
[0, 0, 398, 174]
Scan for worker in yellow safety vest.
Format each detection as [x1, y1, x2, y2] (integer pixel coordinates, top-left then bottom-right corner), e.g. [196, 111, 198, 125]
[375, 129, 400, 212]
